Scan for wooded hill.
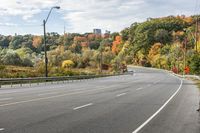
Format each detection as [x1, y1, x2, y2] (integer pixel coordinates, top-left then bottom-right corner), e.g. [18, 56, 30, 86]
[0, 15, 200, 77]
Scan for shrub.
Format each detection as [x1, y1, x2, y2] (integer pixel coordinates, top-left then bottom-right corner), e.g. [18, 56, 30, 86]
[62, 60, 74, 68]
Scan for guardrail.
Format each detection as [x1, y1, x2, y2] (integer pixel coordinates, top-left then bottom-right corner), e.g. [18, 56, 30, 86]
[0, 72, 133, 88]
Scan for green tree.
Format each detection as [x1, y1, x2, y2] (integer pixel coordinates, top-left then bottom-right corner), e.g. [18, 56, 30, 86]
[189, 53, 200, 74]
[154, 29, 172, 44]
[1, 50, 22, 66]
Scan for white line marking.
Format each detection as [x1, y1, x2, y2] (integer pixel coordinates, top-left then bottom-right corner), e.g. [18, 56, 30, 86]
[0, 128, 4, 131]
[132, 78, 183, 133]
[73, 103, 93, 110]
[136, 88, 143, 91]
[0, 98, 13, 101]
[37, 92, 58, 96]
[116, 93, 126, 97]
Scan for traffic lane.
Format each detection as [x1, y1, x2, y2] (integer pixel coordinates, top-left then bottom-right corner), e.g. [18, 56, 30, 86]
[0, 74, 140, 96]
[0, 73, 160, 104]
[0, 69, 167, 107]
[0, 71, 164, 111]
[5, 75, 180, 133]
[59, 77, 181, 133]
[139, 80, 200, 133]
[0, 80, 144, 108]
[0, 76, 125, 94]
[0, 73, 180, 133]
[0, 66, 156, 95]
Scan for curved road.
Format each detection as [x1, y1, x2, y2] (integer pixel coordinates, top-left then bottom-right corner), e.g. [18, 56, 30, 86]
[0, 67, 199, 133]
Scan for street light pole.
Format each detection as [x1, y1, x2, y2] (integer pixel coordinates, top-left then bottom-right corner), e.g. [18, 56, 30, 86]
[43, 6, 60, 77]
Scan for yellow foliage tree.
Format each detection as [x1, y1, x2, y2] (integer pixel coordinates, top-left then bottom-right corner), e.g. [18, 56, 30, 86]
[62, 60, 74, 68]
[148, 43, 162, 67]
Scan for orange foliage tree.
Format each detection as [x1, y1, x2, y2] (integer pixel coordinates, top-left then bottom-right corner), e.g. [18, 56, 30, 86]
[32, 36, 42, 48]
[112, 36, 122, 54]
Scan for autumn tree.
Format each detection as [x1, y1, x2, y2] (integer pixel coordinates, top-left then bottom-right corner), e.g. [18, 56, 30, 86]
[148, 43, 162, 67]
[32, 36, 42, 48]
[112, 36, 122, 54]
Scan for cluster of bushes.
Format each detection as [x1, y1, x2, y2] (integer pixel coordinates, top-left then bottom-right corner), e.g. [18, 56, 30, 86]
[0, 48, 34, 67]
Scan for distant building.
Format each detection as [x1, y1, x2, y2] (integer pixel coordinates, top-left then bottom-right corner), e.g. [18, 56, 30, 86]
[93, 29, 102, 35]
[105, 30, 111, 34]
[103, 30, 111, 39]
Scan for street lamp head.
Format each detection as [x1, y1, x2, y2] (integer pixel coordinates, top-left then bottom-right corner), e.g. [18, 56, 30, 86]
[53, 6, 60, 9]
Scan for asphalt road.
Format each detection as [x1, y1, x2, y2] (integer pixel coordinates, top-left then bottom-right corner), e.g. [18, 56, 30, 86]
[0, 67, 199, 133]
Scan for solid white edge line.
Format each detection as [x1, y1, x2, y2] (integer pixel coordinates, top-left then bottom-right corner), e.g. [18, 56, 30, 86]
[116, 93, 126, 97]
[0, 128, 4, 131]
[73, 103, 93, 110]
[132, 77, 183, 133]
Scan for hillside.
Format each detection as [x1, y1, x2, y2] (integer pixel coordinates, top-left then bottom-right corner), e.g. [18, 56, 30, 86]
[0, 15, 200, 77]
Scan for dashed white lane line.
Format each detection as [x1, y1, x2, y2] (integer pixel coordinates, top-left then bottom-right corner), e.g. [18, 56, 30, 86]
[0, 128, 4, 131]
[73, 103, 93, 110]
[154, 79, 162, 84]
[116, 93, 126, 97]
[0, 98, 13, 101]
[132, 78, 183, 133]
[37, 92, 58, 96]
[136, 87, 143, 91]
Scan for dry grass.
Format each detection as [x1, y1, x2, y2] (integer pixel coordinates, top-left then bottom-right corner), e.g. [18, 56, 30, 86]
[0, 65, 111, 78]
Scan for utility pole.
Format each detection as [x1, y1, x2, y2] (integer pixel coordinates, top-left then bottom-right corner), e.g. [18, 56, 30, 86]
[195, 16, 198, 52]
[183, 38, 187, 75]
[98, 49, 103, 74]
[63, 24, 66, 46]
[43, 20, 48, 77]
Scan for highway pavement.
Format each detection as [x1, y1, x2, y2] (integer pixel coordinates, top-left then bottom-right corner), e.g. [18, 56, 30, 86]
[0, 67, 199, 133]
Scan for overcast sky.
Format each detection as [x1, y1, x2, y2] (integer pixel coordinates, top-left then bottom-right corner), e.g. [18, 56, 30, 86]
[0, 0, 198, 35]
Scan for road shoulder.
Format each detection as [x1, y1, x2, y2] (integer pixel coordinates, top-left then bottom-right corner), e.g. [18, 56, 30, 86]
[139, 79, 200, 133]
